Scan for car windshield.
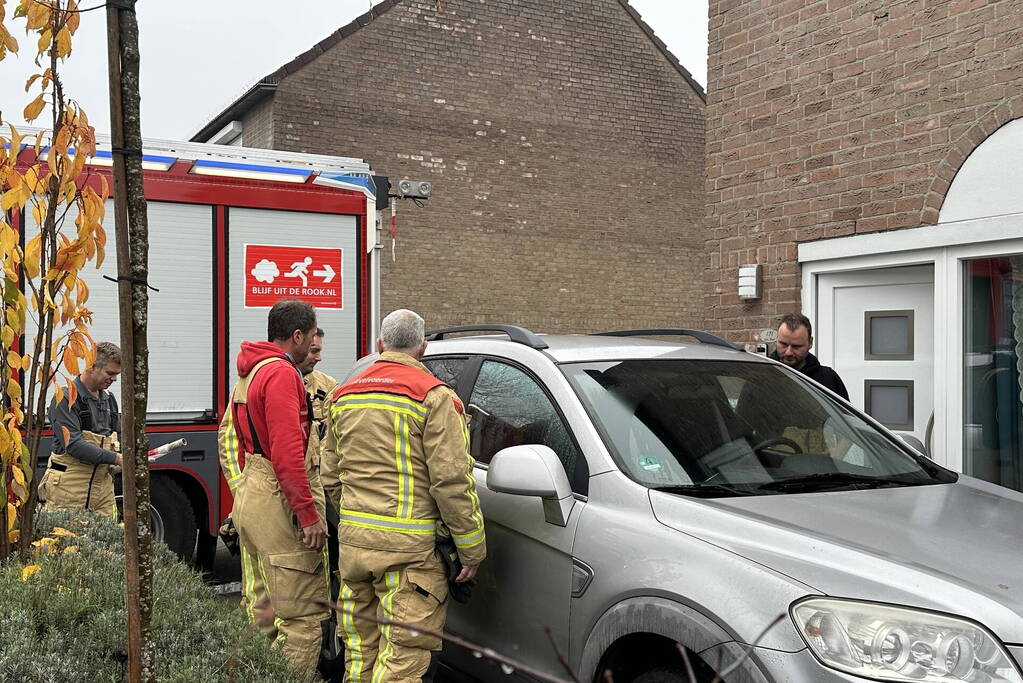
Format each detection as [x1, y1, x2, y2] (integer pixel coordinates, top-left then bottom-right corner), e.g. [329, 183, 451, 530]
[563, 359, 955, 496]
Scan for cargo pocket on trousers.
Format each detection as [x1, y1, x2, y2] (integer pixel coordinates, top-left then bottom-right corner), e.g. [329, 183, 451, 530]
[37, 470, 56, 502]
[266, 550, 326, 621]
[392, 568, 449, 650]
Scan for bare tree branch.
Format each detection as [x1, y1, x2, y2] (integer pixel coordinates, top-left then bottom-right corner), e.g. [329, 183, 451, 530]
[316, 599, 573, 683]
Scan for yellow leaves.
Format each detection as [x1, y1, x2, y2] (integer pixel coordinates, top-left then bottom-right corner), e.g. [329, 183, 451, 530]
[24, 234, 41, 279]
[6, 376, 21, 402]
[0, 24, 18, 59]
[0, 189, 18, 212]
[6, 502, 16, 530]
[66, 1, 80, 33]
[61, 345, 79, 375]
[31, 536, 57, 554]
[6, 349, 20, 369]
[36, 28, 51, 54]
[10, 460, 27, 502]
[31, 198, 47, 229]
[20, 564, 41, 581]
[51, 526, 78, 538]
[23, 93, 45, 122]
[25, 0, 50, 31]
[55, 27, 71, 59]
[0, 223, 17, 258]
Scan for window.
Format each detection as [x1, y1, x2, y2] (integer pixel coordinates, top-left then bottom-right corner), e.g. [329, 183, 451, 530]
[562, 360, 950, 495]
[964, 256, 1023, 492]
[467, 360, 585, 492]
[864, 310, 914, 360]
[864, 380, 914, 430]
[423, 356, 469, 392]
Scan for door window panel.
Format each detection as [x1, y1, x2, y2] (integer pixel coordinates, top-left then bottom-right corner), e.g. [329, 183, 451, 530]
[964, 256, 1023, 492]
[864, 310, 914, 359]
[864, 380, 914, 430]
[467, 360, 583, 490]
[423, 357, 468, 392]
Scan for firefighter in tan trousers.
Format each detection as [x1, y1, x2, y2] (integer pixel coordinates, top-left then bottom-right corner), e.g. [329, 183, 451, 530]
[323, 309, 486, 683]
[218, 328, 335, 635]
[38, 342, 123, 518]
[227, 300, 329, 680]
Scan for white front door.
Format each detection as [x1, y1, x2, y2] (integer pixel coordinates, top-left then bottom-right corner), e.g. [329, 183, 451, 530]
[816, 265, 935, 450]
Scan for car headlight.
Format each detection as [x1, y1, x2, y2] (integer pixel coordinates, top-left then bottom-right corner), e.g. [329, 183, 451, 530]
[791, 597, 1022, 682]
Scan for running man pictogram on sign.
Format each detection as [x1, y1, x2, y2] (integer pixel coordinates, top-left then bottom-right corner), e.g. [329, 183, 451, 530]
[244, 244, 343, 309]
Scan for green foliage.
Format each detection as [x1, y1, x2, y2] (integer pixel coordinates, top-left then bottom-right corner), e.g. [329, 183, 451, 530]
[0, 509, 301, 682]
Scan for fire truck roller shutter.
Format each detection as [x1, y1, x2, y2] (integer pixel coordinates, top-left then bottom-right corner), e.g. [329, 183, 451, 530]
[25, 200, 215, 418]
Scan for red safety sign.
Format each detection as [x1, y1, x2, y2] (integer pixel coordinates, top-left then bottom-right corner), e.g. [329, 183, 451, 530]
[244, 244, 343, 309]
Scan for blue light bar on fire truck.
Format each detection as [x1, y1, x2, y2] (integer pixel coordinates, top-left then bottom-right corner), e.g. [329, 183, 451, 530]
[86, 150, 178, 171]
[313, 172, 377, 199]
[189, 159, 312, 183]
[36, 147, 179, 171]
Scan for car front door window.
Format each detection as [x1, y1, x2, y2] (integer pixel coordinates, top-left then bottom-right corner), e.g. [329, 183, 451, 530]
[467, 359, 584, 491]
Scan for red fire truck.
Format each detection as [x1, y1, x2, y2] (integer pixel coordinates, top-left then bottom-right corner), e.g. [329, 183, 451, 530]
[16, 130, 383, 566]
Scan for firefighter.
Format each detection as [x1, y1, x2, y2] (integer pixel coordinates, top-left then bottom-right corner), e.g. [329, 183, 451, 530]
[219, 327, 334, 637]
[297, 328, 339, 506]
[228, 299, 329, 680]
[323, 309, 486, 683]
[38, 342, 123, 518]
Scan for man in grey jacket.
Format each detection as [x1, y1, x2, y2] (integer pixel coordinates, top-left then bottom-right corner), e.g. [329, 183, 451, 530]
[38, 342, 123, 517]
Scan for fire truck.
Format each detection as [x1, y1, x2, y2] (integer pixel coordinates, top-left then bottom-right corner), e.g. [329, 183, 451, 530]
[16, 130, 384, 566]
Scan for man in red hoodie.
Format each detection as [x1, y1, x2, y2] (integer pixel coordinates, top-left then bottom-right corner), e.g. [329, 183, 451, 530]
[230, 299, 328, 680]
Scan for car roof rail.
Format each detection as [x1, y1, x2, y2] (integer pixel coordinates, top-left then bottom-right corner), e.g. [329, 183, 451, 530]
[594, 329, 742, 351]
[425, 325, 549, 349]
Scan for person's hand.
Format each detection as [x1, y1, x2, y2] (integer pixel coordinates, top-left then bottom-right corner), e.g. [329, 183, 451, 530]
[302, 521, 327, 550]
[455, 563, 478, 583]
[113, 453, 123, 466]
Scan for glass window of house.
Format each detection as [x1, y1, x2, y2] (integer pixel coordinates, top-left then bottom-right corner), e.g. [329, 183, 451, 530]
[964, 256, 1023, 493]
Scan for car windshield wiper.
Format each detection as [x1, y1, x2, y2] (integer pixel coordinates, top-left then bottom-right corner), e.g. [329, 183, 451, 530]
[651, 483, 756, 498]
[756, 472, 928, 493]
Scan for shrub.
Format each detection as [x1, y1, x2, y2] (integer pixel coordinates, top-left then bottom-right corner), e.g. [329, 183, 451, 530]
[0, 509, 301, 682]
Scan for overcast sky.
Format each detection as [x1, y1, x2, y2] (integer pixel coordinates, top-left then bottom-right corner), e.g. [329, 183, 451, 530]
[0, 0, 707, 140]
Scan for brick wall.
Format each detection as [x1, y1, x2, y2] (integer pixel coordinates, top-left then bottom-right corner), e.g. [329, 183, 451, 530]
[256, 0, 705, 333]
[705, 0, 1023, 341]
[241, 97, 274, 149]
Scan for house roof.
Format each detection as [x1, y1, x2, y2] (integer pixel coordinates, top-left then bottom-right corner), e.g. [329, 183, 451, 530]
[616, 0, 706, 102]
[190, 0, 704, 142]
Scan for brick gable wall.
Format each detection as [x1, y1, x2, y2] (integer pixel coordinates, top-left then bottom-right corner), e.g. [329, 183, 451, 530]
[705, 0, 1023, 341]
[258, 0, 705, 333]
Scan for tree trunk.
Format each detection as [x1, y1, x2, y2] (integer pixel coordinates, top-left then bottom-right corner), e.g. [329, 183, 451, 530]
[107, 1, 154, 680]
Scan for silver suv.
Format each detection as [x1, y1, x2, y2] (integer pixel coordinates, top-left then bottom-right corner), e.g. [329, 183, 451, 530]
[360, 326, 1023, 682]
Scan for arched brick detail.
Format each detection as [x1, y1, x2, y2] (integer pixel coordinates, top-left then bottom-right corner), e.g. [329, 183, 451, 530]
[922, 96, 1023, 225]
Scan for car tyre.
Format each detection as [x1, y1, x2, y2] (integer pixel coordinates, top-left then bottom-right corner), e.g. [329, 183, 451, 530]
[149, 476, 197, 560]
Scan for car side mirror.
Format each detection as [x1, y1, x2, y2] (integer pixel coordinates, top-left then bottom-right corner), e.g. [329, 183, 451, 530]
[488, 444, 576, 527]
[896, 432, 929, 458]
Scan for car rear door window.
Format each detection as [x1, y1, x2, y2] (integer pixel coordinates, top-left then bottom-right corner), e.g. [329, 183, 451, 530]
[423, 356, 469, 392]
[467, 360, 585, 492]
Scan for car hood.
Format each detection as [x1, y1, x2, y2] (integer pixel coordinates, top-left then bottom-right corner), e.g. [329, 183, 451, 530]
[650, 476, 1023, 643]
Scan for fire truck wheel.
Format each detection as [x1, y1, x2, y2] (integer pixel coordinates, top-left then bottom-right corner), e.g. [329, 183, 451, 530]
[150, 476, 198, 561]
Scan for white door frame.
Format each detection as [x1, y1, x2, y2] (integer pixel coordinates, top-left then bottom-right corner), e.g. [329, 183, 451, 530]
[798, 213, 1023, 473]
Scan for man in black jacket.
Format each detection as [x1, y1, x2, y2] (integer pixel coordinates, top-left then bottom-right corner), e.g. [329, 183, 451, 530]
[770, 313, 850, 400]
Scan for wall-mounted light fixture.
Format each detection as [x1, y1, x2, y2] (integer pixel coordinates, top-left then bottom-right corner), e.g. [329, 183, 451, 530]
[738, 264, 761, 300]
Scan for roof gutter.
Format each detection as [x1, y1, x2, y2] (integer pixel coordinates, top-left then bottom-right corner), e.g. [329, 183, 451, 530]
[190, 79, 278, 143]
